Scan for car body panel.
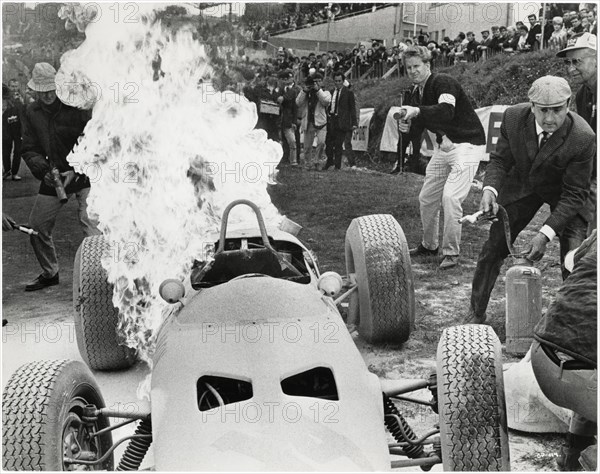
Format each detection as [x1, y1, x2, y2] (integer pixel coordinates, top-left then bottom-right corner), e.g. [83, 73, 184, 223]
[151, 277, 389, 471]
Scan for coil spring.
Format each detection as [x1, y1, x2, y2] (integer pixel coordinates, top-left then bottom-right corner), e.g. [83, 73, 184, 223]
[116, 417, 153, 471]
[383, 393, 424, 459]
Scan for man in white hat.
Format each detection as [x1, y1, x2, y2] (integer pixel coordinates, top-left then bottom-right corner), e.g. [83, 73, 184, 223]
[557, 32, 597, 249]
[467, 75, 595, 324]
[557, 32, 597, 131]
[21, 62, 99, 291]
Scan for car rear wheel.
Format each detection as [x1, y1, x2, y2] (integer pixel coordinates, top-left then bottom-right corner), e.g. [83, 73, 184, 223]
[345, 214, 414, 343]
[436, 325, 510, 471]
[74, 235, 136, 370]
[2, 359, 114, 471]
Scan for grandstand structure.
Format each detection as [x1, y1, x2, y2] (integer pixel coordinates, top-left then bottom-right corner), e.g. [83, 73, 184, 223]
[269, 4, 428, 55]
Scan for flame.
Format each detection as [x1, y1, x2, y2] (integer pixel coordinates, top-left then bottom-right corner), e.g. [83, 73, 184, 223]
[57, 4, 283, 375]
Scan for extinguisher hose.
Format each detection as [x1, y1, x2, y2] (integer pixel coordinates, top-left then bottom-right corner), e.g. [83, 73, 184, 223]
[496, 205, 514, 256]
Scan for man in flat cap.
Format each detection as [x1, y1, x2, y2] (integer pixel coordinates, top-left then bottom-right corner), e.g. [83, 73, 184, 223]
[21, 62, 98, 291]
[467, 75, 595, 323]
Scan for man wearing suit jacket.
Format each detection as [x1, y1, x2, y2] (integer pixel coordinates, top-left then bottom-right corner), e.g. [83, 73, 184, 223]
[467, 76, 595, 324]
[323, 72, 357, 170]
[277, 71, 300, 166]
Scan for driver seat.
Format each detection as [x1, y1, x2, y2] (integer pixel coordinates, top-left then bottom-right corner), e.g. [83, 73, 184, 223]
[192, 249, 285, 288]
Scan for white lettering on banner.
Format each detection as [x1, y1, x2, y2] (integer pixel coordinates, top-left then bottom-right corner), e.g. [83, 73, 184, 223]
[351, 108, 374, 152]
[378, 105, 509, 162]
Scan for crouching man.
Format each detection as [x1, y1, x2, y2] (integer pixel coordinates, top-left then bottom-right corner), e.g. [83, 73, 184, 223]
[531, 230, 597, 471]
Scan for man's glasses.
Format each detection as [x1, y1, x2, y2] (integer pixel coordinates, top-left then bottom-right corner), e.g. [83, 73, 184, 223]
[564, 56, 594, 67]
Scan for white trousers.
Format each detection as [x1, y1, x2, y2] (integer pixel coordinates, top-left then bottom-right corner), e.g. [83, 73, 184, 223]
[419, 143, 484, 256]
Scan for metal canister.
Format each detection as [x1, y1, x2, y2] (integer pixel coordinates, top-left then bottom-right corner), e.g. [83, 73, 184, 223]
[505, 257, 542, 355]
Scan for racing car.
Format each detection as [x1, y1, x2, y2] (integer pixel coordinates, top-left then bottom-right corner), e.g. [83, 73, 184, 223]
[2, 200, 510, 471]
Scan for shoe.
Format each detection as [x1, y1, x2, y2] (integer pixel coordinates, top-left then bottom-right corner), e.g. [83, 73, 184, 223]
[2, 319, 7, 327]
[390, 165, 401, 175]
[464, 307, 487, 324]
[409, 243, 439, 257]
[2, 171, 10, 180]
[11, 174, 22, 181]
[25, 273, 59, 291]
[439, 255, 458, 269]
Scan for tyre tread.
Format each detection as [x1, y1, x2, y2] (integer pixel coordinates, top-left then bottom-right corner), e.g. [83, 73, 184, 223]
[437, 325, 510, 471]
[75, 235, 135, 370]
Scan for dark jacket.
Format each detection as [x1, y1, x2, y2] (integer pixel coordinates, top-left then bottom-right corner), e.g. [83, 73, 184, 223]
[328, 86, 357, 132]
[484, 103, 595, 233]
[526, 23, 541, 48]
[575, 84, 596, 133]
[409, 73, 486, 146]
[534, 230, 597, 366]
[2, 102, 21, 143]
[21, 98, 92, 196]
[279, 85, 299, 129]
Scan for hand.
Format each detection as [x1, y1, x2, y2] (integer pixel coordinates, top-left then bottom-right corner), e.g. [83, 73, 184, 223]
[276, 96, 284, 104]
[401, 105, 420, 121]
[479, 189, 498, 215]
[398, 120, 411, 134]
[2, 213, 16, 231]
[61, 170, 76, 188]
[524, 232, 549, 262]
[352, 125, 358, 130]
[43, 171, 55, 187]
[440, 135, 456, 152]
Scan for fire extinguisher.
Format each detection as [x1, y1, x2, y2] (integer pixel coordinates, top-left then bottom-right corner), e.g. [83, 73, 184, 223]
[459, 206, 542, 354]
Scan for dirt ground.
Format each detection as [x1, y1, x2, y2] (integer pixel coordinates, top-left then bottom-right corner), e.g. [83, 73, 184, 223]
[2, 164, 567, 471]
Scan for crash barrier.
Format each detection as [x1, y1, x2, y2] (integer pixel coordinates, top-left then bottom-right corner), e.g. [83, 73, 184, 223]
[379, 104, 509, 161]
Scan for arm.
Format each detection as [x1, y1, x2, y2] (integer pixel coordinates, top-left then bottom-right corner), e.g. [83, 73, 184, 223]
[544, 141, 595, 234]
[20, 108, 50, 180]
[295, 89, 307, 107]
[482, 110, 515, 193]
[316, 88, 331, 107]
[411, 76, 460, 126]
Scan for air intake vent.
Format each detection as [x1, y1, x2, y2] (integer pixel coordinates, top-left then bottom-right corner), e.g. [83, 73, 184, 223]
[197, 376, 253, 411]
[281, 367, 338, 400]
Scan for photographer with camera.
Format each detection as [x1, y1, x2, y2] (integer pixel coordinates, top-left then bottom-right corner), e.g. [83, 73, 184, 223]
[21, 62, 99, 291]
[296, 73, 331, 170]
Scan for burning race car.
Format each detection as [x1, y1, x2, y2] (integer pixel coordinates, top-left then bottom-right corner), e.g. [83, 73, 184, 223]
[2, 200, 509, 471]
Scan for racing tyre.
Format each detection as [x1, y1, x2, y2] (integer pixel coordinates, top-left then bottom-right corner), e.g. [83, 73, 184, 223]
[436, 325, 510, 471]
[345, 214, 414, 343]
[74, 235, 136, 370]
[3, 359, 114, 471]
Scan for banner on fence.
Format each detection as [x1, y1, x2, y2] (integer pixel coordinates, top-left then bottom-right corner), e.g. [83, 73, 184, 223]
[378, 105, 509, 161]
[351, 107, 374, 152]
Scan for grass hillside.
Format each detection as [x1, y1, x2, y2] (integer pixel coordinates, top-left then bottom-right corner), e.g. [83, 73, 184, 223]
[353, 50, 573, 161]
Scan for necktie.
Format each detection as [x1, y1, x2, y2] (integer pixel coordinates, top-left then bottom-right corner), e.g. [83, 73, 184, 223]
[539, 131, 549, 149]
[331, 89, 338, 115]
[412, 86, 421, 105]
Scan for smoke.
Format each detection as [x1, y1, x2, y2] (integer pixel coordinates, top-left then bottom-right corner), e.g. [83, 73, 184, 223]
[57, 3, 283, 370]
